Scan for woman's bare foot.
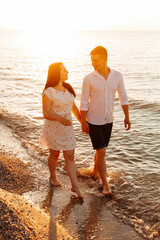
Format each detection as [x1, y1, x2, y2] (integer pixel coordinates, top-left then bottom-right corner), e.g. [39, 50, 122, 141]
[71, 187, 84, 199]
[102, 183, 111, 196]
[50, 178, 61, 187]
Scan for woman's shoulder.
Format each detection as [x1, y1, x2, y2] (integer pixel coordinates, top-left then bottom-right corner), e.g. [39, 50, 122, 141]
[44, 87, 59, 95]
[46, 87, 55, 91]
[44, 87, 69, 98]
[43, 87, 56, 100]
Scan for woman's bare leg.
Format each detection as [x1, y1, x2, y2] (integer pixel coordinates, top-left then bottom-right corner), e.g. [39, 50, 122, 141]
[63, 150, 83, 198]
[48, 149, 61, 186]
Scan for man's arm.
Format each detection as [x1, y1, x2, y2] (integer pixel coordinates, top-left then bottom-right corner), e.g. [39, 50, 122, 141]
[80, 110, 89, 134]
[117, 73, 131, 131]
[121, 105, 131, 131]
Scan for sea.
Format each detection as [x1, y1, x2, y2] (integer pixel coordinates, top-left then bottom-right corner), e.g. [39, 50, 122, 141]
[0, 30, 160, 239]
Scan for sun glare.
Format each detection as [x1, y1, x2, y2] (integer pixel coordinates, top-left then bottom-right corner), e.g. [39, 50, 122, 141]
[27, 30, 75, 64]
[1, 0, 160, 32]
[0, 0, 79, 61]
[0, 0, 76, 31]
[0, 0, 160, 65]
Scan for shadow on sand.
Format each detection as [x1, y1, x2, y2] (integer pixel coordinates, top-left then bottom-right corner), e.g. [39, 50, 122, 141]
[41, 183, 112, 240]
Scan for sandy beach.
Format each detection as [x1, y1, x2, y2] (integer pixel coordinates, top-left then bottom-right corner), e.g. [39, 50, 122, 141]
[0, 151, 74, 240]
[0, 116, 148, 240]
[0, 151, 145, 240]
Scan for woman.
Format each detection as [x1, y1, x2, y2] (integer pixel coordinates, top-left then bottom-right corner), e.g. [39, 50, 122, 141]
[39, 62, 83, 198]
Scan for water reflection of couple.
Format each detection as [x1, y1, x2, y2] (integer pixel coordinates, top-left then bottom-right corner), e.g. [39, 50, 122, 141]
[39, 46, 131, 199]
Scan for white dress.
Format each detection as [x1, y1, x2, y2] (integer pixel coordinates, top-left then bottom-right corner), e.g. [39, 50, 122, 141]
[39, 87, 76, 151]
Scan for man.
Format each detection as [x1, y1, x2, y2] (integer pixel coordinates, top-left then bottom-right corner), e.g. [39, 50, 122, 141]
[80, 46, 131, 196]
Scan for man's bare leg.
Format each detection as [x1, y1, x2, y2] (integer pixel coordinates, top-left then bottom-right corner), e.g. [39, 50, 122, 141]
[93, 152, 99, 179]
[96, 147, 111, 195]
[48, 149, 61, 186]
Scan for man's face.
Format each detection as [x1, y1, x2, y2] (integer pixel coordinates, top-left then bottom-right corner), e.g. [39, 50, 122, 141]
[91, 54, 107, 72]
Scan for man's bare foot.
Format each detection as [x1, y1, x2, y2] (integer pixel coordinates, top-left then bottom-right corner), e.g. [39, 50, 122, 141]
[91, 166, 99, 179]
[71, 187, 84, 199]
[50, 178, 61, 187]
[102, 184, 111, 196]
[92, 170, 99, 179]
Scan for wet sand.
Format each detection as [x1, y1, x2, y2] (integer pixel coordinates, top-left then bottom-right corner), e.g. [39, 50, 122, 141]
[0, 152, 73, 240]
[0, 119, 145, 240]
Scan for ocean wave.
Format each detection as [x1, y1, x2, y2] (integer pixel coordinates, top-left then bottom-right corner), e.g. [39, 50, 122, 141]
[129, 98, 160, 113]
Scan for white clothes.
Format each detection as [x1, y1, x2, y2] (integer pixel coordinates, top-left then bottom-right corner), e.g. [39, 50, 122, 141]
[80, 70, 128, 125]
[39, 87, 76, 151]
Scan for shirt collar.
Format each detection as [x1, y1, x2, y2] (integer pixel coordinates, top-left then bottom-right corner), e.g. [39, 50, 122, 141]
[92, 68, 113, 81]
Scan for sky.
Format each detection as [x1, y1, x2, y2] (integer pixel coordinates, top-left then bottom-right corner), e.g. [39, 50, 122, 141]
[0, 0, 160, 31]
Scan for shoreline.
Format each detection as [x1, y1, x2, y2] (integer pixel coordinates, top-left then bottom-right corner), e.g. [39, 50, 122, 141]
[0, 119, 146, 240]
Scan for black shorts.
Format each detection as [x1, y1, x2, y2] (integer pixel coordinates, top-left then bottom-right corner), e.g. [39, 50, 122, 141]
[88, 122, 113, 150]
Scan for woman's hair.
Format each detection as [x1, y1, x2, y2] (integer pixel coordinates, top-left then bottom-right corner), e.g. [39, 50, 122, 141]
[43, 62, 76, 97]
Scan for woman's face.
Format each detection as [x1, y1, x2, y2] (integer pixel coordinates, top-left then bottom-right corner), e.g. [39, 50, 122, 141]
[60, 64, 68, 82]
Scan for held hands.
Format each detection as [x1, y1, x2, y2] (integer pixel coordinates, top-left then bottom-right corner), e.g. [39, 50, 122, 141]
[81, 121, 90, 134]
[124, 117, 131, 131]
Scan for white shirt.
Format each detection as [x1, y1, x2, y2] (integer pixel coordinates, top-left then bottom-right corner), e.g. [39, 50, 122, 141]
[80, 69, 128, 125]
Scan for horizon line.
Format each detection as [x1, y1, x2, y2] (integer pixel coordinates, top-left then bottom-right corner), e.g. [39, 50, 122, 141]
[0, 28, 160, 33]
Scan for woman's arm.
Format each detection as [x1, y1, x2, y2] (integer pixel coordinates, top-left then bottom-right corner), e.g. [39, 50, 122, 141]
[42, 94, 71, 126]
[72, 101, 81, 123]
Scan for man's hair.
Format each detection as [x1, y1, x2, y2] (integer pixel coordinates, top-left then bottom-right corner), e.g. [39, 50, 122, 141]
[90, 46, 108, 57]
